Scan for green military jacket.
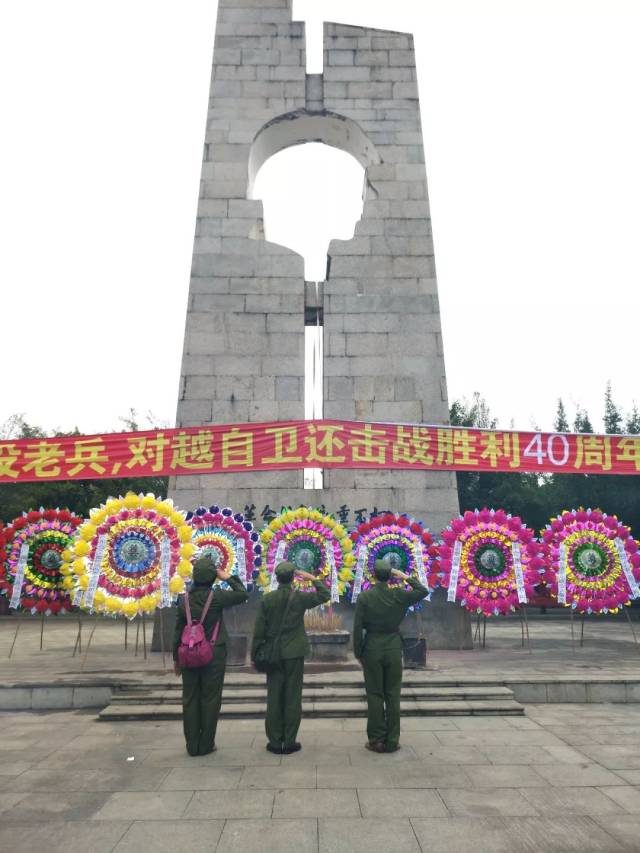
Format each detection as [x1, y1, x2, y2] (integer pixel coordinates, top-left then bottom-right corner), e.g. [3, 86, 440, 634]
[172, 575, 248, 661]
[251, 580, 330, 660]
[352, 577, 428, 658]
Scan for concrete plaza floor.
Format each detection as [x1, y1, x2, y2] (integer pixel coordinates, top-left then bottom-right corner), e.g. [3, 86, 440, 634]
[2, 704, 640, 851]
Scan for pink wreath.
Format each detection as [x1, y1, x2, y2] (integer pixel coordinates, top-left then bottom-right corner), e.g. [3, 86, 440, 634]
[540, 508, 640, 614]
[439, 508, 543, 616]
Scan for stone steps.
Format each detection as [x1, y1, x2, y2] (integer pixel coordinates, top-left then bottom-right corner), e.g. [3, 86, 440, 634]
[111, 685, 515, 705]
[99, 680, 524, 720]
[100, 698, 524, 721]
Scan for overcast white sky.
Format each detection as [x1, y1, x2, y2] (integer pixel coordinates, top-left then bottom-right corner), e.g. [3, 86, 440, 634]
[1, 0, 639, 436]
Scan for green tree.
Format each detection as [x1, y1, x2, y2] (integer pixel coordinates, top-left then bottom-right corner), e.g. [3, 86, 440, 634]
[626, 404, 640, 434]
[604, 381, 623, 434]
[554, 399, 569, 433]
[573, 407, 593, 433]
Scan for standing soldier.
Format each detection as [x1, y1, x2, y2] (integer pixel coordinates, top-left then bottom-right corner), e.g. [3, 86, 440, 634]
[251, 561, 330, 754]
[173, 554, 248, 756]
[353, 559, 428, 753]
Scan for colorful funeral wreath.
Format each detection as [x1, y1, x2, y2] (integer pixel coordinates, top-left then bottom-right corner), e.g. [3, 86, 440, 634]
[70, 493, 194, 620]
[540, 508, 640, 613]
[349, 513, 439, 604]
[187, 505, 261, 589]
[0, 509, 82, 614]
[439, 508, 542, 616]
[258, 506, 355, 599]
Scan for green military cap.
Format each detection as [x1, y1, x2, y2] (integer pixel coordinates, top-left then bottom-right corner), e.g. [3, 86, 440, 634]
[275, 561, 296, 578]
[192, 554, 217, 585]
[373, 559, 392, 580]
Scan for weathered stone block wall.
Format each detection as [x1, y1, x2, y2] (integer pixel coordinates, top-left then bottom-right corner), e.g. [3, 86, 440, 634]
[171, 0, 459, 535]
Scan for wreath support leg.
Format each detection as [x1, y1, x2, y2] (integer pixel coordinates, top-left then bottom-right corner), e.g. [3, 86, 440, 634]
[142, 613, 148, 660]
[72, 617, 83, 657]
[623, 606, 640, 648]
[520, 605, 533, 655]
[569, 608, 576, 655]
[39, 613, 45, 651]
[135, 618, 141, 656]
[7, 620, 20, 659]
[124, 620, 128, 651]
[159, 608, 166, 668]
[580, 615, 585, 648]
[80, 620, 97, 673]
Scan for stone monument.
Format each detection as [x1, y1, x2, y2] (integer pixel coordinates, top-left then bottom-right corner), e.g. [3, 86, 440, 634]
[164, 0, 471, 651]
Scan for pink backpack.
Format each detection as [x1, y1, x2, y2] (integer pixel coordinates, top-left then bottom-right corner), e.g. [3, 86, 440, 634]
[177, 589, 221, 669]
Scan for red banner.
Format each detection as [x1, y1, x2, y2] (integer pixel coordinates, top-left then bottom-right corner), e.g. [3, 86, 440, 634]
[1, 420, 639, 484]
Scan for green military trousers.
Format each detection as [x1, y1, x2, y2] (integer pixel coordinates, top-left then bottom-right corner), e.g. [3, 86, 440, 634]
[362, 635, 403, 749]
[181, 645, 227, 756]
[265, 657, 304, 746]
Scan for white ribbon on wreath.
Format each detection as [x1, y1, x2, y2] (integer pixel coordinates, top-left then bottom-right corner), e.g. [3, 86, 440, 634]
[325, 541, 340, 603]
[447, 539, 463, 602]
[351, 544, 367, 603]
[84, 534, 107, 611]
[557, 543, 567, 605]
[270, 539, 288, 590]
[615, 537, 640, 599]
[159, 536, 171, 607]
[9, 542, 30, 610]
[511, 541, 527, 604]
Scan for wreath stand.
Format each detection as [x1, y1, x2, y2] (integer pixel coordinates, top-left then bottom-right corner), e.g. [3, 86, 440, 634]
[569, 606, 640, 654]
[471, 608, 532, 653]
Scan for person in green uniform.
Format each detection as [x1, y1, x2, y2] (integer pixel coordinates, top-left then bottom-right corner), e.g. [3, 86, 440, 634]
[353, 559, 428, 753]
[251, 561, 330, 755]
[173, 554, 248, 756]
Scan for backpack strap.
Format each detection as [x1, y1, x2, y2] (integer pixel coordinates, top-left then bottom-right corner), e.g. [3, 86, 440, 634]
[200, 589, 215, 623]
[183, 590, 192, 626]
[183, 588, 214, 626]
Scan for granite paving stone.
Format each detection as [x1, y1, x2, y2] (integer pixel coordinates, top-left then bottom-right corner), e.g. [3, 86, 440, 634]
[216, 818, 318, 853]
[159, 766, 243, 790]
[437, 787, 540, 817]
[1, 766, 170, 792]
[411, 817, 536, 853]
[592, 814, 640, 850]
[238, 764, 316, 789]
[533, 763, 627, 787]
[318, 817, 421, 853]
[184, 789, 275, 819]
[91, 791, 194, 821]
[0, 820, 131, 853]
[519, 786, 628, 815]
[273, 788, 360, 817]
[596, 785, 640, 813]
[3, 791, 113, 823]
[112, 819, 224, 853]
[465, 765, 548, 787]
[357, 787, 448, 817]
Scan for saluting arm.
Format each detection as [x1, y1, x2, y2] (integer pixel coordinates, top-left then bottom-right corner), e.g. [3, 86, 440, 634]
[302, 578, 331, 610]
[215, 574, 249, 607]
[394, 574, 429, 607]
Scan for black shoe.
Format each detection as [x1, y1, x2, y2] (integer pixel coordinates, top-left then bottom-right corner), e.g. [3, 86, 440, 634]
[384, 743, 400, 753]
[282, 742, 301, 754]
[198, 745, 216, 756]
[266, 742, 283, 754]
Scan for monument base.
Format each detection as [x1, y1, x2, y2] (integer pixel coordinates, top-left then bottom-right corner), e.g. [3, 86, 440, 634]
[308, 631, 350, 662]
